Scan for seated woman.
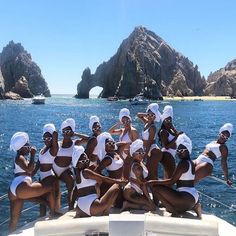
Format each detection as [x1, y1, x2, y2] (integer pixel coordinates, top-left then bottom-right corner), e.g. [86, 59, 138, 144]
[122, 139, 156, 212]
[32, 124, 61, 215]
[158, 105, 183, 178]
[94, 132, 124, 207]
[147, 134, 201, 218]
[53, 118, 89, 210]
[8, 132, 54, 233]
[108, 108, 138, 179]
[194, 123, 233, 185]
[85, 116, 102, 170]
[72, 146, 126, 217]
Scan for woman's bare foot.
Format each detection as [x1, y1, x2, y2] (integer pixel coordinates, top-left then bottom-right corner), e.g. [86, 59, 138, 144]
[192, 202, 202, 219]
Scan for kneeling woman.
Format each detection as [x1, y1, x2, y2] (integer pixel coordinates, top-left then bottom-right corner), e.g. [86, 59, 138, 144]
[147, 134, 201, 218]
[8, 132, 54, 233]
[72, 146, 126, 217]
[122, 139, 155, 212]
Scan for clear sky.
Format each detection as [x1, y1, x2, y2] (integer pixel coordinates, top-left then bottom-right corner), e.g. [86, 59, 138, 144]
[0, 0, 235, 95]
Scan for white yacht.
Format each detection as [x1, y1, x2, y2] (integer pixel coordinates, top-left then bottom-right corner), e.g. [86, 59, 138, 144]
[32, 95, 46, 104]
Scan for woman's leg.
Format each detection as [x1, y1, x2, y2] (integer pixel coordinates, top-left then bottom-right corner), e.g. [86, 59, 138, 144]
[90, 184, 120, 216]
[146, 148, 162, 180]
[123, 155, 132, 180]
[160, 152, 176, 179]
[9, 199, 24, 233]
[194, 162, 213, 183]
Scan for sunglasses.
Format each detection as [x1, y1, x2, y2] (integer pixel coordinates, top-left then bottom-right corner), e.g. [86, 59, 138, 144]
[62, 130, 72, 134]
[42, 137, 52, 141]
[106, 141, 115, 146]
[147, 113, 155, 117]
[220, 133, 229, 140]
[78, 159, 90, 164]
[22, 145, 31, 150]
[164, 119, 172, 123]
[176, 148, 188, 154]
[92, 126, 101, 131]
[134, 151, 145, 156]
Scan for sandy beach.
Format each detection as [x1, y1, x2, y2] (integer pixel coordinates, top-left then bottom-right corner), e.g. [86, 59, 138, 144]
[163, 96, 236, 101]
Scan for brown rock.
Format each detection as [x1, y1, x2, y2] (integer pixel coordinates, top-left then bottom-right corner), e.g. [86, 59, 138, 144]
[4, 91, 23, 100]
[11, 76, 33, 98]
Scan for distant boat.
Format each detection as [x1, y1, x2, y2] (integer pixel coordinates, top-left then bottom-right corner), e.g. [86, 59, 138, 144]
[32, 95, 45, 104]
[107, 96, 119, 101]
[130, 94, 149, 105]
[193, 98, 203, 101]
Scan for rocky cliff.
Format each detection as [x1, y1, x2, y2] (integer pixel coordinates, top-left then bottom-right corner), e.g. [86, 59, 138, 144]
[76, 26, 206, 99]
[204, 59, 236, 96]
[0, 41, 50, 99]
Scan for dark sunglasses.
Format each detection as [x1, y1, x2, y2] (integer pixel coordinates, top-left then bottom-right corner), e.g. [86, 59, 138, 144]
[22, 145, 31, 150]
[176, 148, 188, 154]
[106, 141, 115, 146]
[78, 159, 90, 164]
[62, 130, 72, 134]
[134, 151, 145, 156]
[42, 137, 52, 141]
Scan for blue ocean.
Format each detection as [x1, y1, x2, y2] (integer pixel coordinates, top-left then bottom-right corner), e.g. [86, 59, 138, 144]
[0, 95, 236, 234]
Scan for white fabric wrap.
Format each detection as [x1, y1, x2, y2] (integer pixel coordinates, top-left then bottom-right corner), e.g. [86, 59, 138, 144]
[130, 139, 144, 156]
[96, 132, 113, 161]
[161, 105, 173, 122]
[89, 116, 100, 131]
[219, 123, 233, 137]
[119, 108, 131, 122]
[10, 132, 29, 152]
[43, 123, 56, 135]
[146, 103, 161, 122]
[176, 133, 192, 154]
[72, 146, 85, 167]
[61, 118, 75, 132]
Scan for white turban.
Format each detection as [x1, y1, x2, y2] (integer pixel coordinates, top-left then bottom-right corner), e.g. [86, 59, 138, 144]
[119, 108, 131, 122]
[146, 103, 161, 122]
[96, 132, 114, 161]
[130, 139, 144, 156]
[219, 123, 233, 137]
[61, 118, 75, 132]
[72, 146, 85, 167]
[89, 116, 100, 131]
[43, 124, 56, 135]
[161, 105, 173, 122]
[10, 132, 29, 152]
[176, 133, 192, 154]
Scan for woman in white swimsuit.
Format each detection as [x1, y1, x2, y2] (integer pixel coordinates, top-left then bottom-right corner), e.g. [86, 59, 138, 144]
[147, 134, 201, 218]
[8, 132, 54, 233]
[158, 105, 183, 178]
[108, 108, 138, 179]
[53, 118, 89, 210]
[122, 139, 155, 212]
[72, 146, 126, 217]
[194, 123, 233, 186]
[137, 103, 162, 180]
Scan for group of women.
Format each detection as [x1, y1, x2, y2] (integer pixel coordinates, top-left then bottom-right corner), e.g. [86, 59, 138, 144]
[8, 103, 233, 232]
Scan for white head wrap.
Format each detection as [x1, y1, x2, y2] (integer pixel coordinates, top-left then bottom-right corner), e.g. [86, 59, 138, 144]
[72, 146, 85, 168]
[43, 123, 56, 135]
[130, 139, 144, 156]
[10, 132, 29, 152]
[161, 105, 173, 122]
[219, 123, 233, 137]
[61, 118, 75, 132]
[176, 133, 192, 154]
[89, 116, 100, 131]
[96, 132, 114, 161]
[146, 103, 161, 122]
[119, 108, 131, 122]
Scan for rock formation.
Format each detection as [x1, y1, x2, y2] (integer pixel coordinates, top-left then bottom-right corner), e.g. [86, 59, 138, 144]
[0, 41, 50, 99]
[76, 26, 206, 99]
[204, 59, 236, 96]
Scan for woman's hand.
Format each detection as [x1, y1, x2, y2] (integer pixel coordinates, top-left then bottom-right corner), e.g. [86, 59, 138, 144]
[30, 146, 37, 156]
[226, 179, 233, 186]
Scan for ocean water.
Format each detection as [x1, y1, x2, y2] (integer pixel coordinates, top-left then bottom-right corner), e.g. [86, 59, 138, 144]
[0, 95, 236, 234]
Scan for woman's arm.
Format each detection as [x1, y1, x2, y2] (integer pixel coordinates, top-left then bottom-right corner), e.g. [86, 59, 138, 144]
[130, 128, 139, 142]
[30, 160, 40, 177]
[144, 125, 156, 156]
[108, 122, 122, 135]
[220, 145, 232, 186]
[85, 137, 98, 161]
[137, 113, 148, 123]
[49, 131, 59, 156]
[160, 129, 178, 149]
[94, 156, 112, 173]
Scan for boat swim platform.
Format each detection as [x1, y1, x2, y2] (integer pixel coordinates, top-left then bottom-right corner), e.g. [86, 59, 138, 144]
[9, 208, 236, 236]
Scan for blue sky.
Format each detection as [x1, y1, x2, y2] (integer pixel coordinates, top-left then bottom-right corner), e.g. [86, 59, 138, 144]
[0, 0, 235, 94]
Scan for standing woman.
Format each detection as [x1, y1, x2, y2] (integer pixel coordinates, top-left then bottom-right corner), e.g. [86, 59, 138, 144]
[85, 116, 102, 170]
[122, 139, 156, 212]
[147, 134, 201, 218]
[137, 103, 162, 180]
[194, 123, 233, 185]
[158, 105, 183, 178]
[72, 146, 126, 217]
[108, 108, 138, 179]
[53, 118, 89, 210]
[8, 132, 53, 233]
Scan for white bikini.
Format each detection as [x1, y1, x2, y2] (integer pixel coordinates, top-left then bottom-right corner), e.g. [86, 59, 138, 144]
[119, 130, 132, 159]
[76, 171, 97, 216]
[39, 149, 55, 180]
[105, 155, 124, 172]
[195, 141, 221, 167]
[161, 130, 176, 157]
[53, 141, 75, 176]
[142, 125, 159, 155]
[176, 161, 199, 203]
[125, 162, 148, 194]
[10, 161, 32, 197]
